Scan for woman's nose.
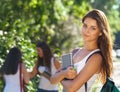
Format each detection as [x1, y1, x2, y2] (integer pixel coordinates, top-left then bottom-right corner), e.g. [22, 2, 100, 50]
[84, 28, 90, 33]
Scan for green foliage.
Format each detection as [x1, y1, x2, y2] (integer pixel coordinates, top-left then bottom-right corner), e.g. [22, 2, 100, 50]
[26, 75, 40, 92]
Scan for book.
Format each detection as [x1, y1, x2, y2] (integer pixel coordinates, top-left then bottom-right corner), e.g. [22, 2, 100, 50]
[61, 53, 73, 70]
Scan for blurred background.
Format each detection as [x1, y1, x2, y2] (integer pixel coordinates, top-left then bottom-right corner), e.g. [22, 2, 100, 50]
[0, 0, 120, 92]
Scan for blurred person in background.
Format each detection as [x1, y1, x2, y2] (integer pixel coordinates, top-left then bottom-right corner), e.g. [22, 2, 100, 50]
[29, 41, 61, 92]
[0, 47, 29, 92]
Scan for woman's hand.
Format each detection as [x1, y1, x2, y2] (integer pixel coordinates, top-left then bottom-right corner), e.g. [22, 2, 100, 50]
[64, 66, 77, 79]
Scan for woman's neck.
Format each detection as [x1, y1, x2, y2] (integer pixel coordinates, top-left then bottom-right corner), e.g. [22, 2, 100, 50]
[83, 43, 98, 51]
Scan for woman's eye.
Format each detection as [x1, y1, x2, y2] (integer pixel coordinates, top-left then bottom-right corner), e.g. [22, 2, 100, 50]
[91, 27, 96, 31]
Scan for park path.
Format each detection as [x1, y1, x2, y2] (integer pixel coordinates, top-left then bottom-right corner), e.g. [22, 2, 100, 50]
[112, 61, 120, 87]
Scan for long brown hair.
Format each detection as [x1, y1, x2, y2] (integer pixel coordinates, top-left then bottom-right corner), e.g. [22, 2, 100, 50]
[36, 41, 53, 71]
[82, 9, 113, 83]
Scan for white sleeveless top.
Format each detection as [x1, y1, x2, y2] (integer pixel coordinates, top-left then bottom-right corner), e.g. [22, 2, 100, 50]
[38, 57, 59, 90]
[73, 49, 100, 92]
[3, 65, 23, 92]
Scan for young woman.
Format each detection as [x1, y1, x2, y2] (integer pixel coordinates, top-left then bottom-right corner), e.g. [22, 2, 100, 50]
[29, 41, 62, 92]
[0, 47, 29, 92]
[50, 9, 113, 92]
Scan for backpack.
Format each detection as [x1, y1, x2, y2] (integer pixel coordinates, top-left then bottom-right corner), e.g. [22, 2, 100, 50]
[100, 77, 120, 92]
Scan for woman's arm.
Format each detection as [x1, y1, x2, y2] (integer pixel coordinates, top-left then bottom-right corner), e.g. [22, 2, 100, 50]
[50, 66, 77, 84]
[29, 62, 38, 78]
[61, 53, 102, 92]
[22, 63, 30, 84]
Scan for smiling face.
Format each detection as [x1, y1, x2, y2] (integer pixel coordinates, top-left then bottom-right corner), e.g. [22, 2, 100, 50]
[81, 17, 102, 42]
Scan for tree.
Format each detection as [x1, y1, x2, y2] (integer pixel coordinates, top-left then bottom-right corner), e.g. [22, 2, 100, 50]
[0, 0, 91, 91]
